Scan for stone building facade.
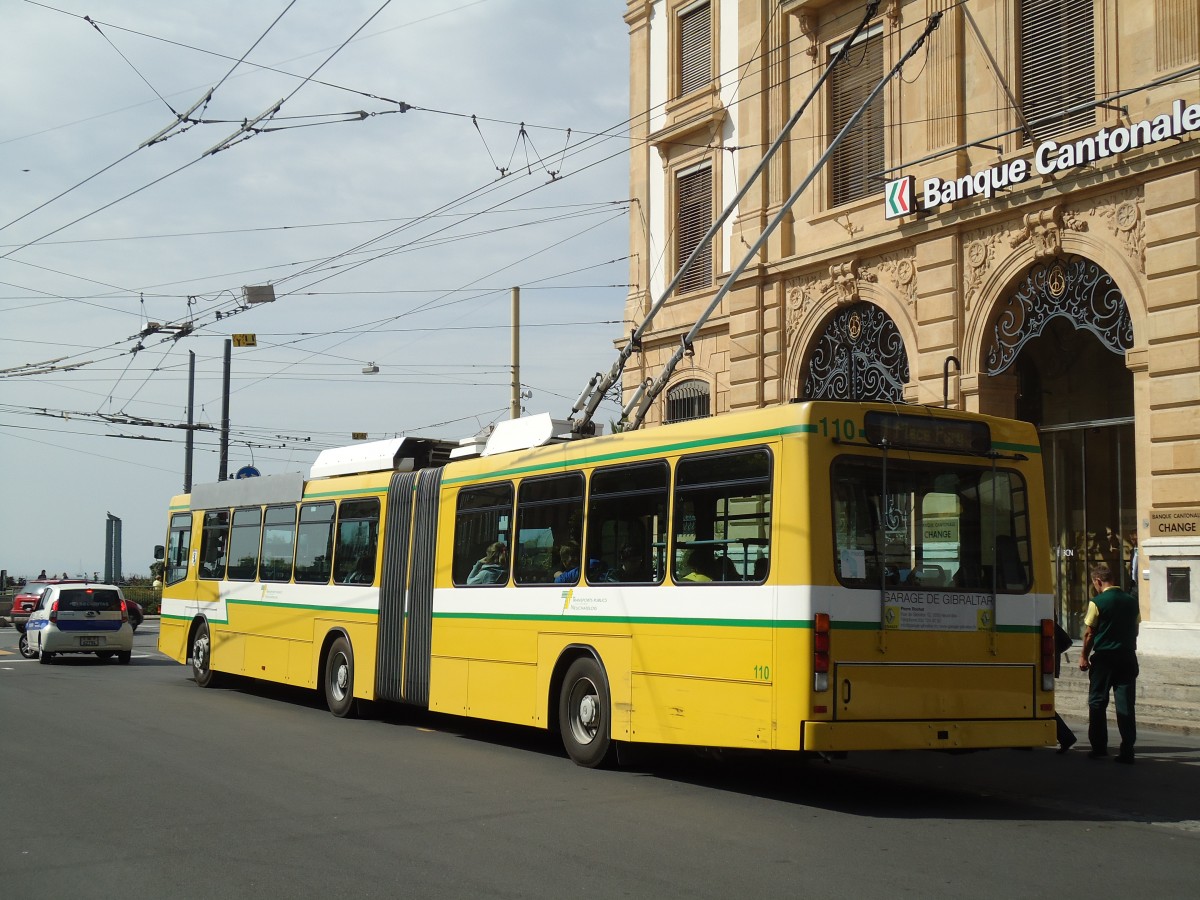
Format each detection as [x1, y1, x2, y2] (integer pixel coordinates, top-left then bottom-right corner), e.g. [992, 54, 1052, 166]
[621, 0, 1200, 655]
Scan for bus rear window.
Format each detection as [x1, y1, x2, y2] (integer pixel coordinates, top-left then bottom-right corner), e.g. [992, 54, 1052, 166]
[831, 457, 1031, 593]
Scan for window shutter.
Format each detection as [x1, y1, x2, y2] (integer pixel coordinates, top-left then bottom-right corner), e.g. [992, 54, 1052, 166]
[675, 164, 713, 294]
[829, 31, 884, 207]
[678, 2, 712, 96]
[1019, 0, 1095, 138]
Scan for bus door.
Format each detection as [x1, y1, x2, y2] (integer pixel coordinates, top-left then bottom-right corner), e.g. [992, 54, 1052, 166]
[376, 467, 442, 705]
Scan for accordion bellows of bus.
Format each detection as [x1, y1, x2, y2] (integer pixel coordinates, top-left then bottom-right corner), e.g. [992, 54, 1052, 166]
[157, 402, 1057, 767]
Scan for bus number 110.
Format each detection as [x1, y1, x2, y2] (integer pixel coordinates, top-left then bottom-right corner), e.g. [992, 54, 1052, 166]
[818, 417, 858, 441]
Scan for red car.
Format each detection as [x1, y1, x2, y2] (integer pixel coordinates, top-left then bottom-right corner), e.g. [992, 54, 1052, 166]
[4, 580, 87, 632]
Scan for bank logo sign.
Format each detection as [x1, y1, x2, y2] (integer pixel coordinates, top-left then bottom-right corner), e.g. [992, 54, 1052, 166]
[884, 98, 1200, 219]
[884, 176, 914, 219]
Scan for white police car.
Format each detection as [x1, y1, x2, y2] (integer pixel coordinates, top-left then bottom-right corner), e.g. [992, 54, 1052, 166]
[23, 583, 134, 664]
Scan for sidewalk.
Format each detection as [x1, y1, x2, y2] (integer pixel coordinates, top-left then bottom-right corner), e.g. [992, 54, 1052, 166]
[1054, 651, 1200, 735]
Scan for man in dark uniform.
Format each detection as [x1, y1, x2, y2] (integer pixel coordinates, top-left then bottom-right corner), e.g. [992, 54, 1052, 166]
[1079, 562, 1140, 763]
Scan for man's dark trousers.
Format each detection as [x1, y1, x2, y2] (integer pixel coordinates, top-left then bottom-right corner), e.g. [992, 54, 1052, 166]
[1087, 649, 1138, 757]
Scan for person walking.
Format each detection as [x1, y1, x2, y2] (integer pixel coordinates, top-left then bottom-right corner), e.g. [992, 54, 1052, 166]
[1079, 562, 1140, 763]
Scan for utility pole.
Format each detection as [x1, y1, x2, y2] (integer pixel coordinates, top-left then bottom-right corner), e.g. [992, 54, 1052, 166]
[218, 338, 230, 481]
[510, 286, 520, 419]
[184, 350, 195, 492]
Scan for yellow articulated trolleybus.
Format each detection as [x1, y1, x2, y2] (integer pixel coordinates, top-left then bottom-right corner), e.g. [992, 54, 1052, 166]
[158, 401, 1058, 766]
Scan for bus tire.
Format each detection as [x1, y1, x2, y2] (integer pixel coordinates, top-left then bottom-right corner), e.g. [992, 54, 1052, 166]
[324, 635, 357, 719]
[558, 656, 615, 768]
[192, 620, 219, 688]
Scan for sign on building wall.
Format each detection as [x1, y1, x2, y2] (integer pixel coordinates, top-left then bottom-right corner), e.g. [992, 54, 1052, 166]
[885, 99, 1200, 218]
[1150, 510, 1200, 537]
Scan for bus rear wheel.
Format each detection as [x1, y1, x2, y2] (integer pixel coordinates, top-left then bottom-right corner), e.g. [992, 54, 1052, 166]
[324, 635, 357, 718]
[558, 656, 615, 768]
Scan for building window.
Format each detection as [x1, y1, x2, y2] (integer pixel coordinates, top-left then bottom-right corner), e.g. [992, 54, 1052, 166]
[1018, 0, 1095, 139]
[666, 379, 711, 423]
[829, 24, 884, 207]
[675, 163, 713, 293]
[678, 1, 712, 97]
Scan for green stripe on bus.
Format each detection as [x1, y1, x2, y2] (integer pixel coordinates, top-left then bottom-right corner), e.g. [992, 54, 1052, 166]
[433, 611, 797, 627]
[441, 424, 815, 486]
[303, 486, 387, 500]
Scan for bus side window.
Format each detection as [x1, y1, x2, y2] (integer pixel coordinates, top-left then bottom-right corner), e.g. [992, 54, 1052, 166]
[513, 473, 584, 586]
[295, 502, 336, 584]
[165, 513, 192, 586]
[226, 507, 262, 581]
[333, 498, 380, 585]
[453, 483, 513, 587]
[198, 510, 230, 581]
[261, 505, 297, 583]
[672, 448, 772, 586]
[586, 461, 668, 585]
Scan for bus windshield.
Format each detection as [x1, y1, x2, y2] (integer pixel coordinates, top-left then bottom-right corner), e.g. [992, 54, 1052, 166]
[832, 456, 1031, 594]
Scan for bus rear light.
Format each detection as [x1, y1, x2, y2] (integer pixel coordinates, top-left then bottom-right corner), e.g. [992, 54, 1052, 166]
[1040, 619, 1055, 691]
[814, 613, 831, 692]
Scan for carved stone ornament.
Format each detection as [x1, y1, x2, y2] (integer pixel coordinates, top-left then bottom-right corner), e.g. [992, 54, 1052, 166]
[785, 272, 829, 339]
[1087, 192, 1146, 273]
[868, 253, 918, 312]
[797, 12, 819, 61]
[963, 223, 1016, 311]
[1010, 205, 1065, 260]
[830, 260, 871, 306]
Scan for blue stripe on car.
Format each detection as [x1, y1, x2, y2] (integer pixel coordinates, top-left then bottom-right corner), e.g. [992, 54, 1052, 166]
[55, 620, 123, 632]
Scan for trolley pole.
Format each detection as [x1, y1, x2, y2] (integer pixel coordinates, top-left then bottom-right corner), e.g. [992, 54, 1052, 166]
[510, 286, 520, 419]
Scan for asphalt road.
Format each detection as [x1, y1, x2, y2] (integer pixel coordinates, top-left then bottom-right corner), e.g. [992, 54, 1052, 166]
[1, 621, 1197, 899]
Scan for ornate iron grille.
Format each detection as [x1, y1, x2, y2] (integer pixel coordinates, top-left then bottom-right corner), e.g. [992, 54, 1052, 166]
[802, 302, 909, 401]
[984, 256, 1133, 376]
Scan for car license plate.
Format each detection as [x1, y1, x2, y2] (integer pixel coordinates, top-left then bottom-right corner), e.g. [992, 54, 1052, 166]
[79, 636, 101, 647]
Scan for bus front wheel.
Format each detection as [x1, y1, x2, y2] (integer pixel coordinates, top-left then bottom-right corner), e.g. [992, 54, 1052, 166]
[558, 656, 615, 768]
[192, 620, 219, 687]
[324, 636, 357, 718]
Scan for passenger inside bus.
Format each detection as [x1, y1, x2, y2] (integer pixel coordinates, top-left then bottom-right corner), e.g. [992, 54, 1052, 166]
[606, 545, 650, 582]
[467, 542, 509, 585]
[680, 546, 721, 582]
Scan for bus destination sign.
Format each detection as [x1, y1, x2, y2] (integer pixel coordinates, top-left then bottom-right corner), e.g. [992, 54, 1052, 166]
[864, 411, 990, 455]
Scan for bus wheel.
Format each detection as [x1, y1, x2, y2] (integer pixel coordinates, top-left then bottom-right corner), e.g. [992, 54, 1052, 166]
[324, 636, 357, 719]
[558, 656, 615, 768]
[192, 621, 219, 687]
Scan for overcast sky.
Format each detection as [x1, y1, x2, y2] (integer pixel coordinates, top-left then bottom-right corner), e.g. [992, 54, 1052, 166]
[1, 0, 632, 580]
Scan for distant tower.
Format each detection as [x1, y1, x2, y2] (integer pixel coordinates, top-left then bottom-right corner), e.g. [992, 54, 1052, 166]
[105, 513, 123, 583]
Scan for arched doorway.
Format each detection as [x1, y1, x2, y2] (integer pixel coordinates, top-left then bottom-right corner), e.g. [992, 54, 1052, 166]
[802, 301, 909, 401]
[982, 256, 1135, 634]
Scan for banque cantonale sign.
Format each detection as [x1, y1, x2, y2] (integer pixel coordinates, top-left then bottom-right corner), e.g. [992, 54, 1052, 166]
[885, 99, 1200, 218]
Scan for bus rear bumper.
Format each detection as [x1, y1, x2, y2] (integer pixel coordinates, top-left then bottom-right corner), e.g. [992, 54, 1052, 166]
[803, 718, 1056, 752]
